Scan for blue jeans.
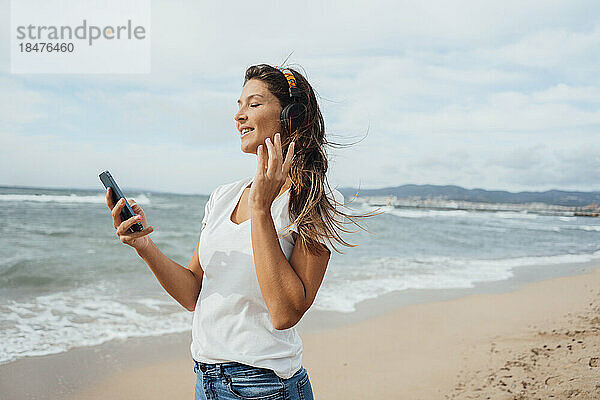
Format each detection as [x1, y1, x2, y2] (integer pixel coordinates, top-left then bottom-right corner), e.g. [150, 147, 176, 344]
[193, 360, 314, 400]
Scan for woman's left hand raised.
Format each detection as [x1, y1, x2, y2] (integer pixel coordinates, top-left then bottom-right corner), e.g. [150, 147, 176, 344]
[248, 133, 295, 213]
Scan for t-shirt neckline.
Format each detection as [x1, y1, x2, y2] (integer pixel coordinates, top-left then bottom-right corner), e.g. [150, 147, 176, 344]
[228, 177, 291, 228]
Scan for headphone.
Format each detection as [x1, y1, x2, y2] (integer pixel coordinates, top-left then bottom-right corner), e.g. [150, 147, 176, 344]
[275, 66, 306, 133]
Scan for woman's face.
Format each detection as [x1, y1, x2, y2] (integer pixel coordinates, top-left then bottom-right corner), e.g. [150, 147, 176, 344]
[235, 79, 283, 155]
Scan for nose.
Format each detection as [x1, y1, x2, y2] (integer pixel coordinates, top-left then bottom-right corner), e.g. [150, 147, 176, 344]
[234, 109, 247, 123]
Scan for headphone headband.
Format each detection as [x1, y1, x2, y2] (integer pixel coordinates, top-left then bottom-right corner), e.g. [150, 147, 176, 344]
[274, 65, 305, 133]
[275, 66, 301, 99]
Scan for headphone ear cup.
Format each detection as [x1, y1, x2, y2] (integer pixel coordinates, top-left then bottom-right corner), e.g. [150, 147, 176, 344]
[280, 103, 306, 133]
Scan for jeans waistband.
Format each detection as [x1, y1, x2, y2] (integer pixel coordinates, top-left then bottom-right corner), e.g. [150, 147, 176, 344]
[193, 360, 275, 378]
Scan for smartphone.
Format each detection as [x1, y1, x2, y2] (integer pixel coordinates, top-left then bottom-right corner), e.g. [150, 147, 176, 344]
[99, 170, 144, 232]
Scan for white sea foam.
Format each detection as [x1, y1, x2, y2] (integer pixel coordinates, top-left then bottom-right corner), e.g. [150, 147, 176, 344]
[377, 207, 541, 220]
[313, 250, 600, 313]
[0, 193, 151, 205]
[2, 250, 600, 365]
[374, 205, 600, 233]
[370, 205, 582, 222]
[493, 211, 539, 219]
[3, 188, 599, 366]
[0, 284, 190, 365]
[577, 225, 600, 232]
[386, 208, 471, 219]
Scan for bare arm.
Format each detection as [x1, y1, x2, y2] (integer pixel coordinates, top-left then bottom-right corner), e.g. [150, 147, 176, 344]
[250, 210, 330, 330]
[135, 238, 203, 312]
[250, 210, 305, 329]
[248, 135, 330, 330]
[106, 188, 203, 312]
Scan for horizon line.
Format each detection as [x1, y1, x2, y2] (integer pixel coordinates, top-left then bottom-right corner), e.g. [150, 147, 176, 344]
[1, 183, 599, 196]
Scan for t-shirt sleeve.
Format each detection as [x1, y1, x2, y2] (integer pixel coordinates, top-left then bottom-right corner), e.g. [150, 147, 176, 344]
[201, 186, 219, 231]
[289, 188, 346, 253]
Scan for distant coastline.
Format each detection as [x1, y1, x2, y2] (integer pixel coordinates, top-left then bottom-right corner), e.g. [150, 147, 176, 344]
[339, 184, 600, 217]
[357, 197, 599, 218]
[2, 184, 599, 216]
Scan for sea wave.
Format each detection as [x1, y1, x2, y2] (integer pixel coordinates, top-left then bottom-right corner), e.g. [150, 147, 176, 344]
[2, 250, 600, 365]
[0, 283, 191, 365]
[369, 205, 600, 233]
[313, 250, 600, 313]
[0, 193, 151, 205]
[377, 206, 541, 220]
[576, 225, 600, 232]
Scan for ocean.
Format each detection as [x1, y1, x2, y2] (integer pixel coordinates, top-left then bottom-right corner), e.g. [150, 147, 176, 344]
[1, 185, 599, 365]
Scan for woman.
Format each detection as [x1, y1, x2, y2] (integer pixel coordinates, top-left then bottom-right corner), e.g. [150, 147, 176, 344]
[106, 64, 368, 400]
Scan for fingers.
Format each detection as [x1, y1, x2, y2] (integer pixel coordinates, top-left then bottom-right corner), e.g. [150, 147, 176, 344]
[106, 188, 115, 209]
[119, 226, 155, 243]
[127, 199, 145, 217]
[265, 137, 277, 177]
[111, 198, 126, 228]
[282, 141, 295, 175]
[116, 214, 143, 236]
[256, 144, 267, 176]
[273, 133, 283, 163]
[256, 135, 294, 199]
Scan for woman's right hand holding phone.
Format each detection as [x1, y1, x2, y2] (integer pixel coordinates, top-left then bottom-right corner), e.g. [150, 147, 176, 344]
[106, 187, 155, 251]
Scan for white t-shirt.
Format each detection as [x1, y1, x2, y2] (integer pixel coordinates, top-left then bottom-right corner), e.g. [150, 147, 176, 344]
[190, 176, 343, 379]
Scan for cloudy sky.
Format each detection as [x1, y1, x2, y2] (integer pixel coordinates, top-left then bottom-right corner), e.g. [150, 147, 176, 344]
[1, 0, 599, 194]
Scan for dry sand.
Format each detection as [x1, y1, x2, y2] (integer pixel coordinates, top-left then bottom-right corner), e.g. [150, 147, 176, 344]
[300, 266, 600, 399]
[3, 263, 600, 400]
[73, 264, 600, 400]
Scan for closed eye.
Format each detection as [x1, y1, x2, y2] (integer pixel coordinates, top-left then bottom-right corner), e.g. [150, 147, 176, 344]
[250, 103, 260, 108]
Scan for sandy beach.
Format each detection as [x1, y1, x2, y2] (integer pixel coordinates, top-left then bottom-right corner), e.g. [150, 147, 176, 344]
[2, 261, 600, 400]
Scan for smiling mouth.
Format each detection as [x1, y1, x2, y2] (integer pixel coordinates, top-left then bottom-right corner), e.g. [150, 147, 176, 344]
[241, 128, 254, 136]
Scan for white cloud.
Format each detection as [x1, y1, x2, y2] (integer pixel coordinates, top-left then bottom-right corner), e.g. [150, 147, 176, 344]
[396, 92, 600, 134]
[0, 131, 258, 194]
[71, 87, 240, 144]
[1, 0, 599, 192]
[0, 77, 47, 126]
[483, 26, 600, 69]
[533, 83, 600, 103]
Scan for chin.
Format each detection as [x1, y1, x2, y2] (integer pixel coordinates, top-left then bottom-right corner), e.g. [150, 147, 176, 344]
[240, 142, 258, 155]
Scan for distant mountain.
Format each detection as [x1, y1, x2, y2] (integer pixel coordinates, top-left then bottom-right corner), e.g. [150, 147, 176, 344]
[337, 184, 600, 207]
